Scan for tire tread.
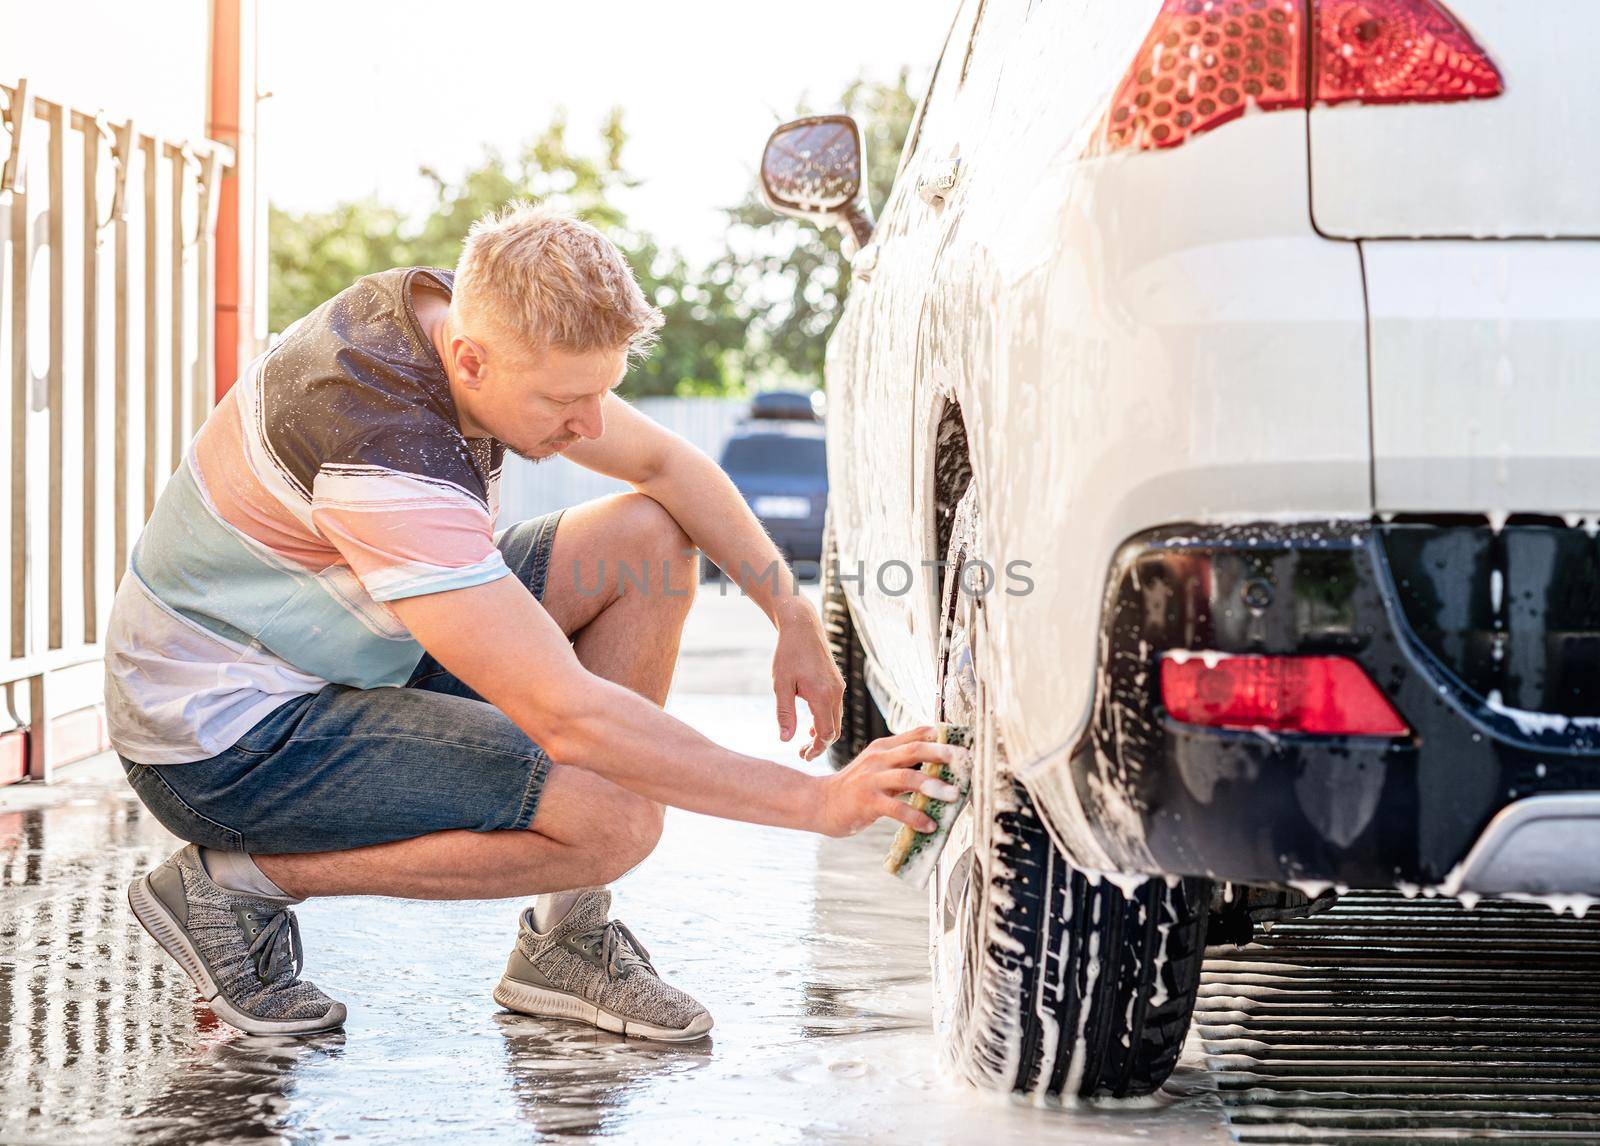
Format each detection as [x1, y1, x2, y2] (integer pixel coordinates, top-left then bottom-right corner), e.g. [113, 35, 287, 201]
[822, 520, 888, 770]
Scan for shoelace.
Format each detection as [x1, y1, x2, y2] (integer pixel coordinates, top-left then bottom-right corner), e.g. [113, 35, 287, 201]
[244, 907, 304, 984]
[574, 919, 656, 981]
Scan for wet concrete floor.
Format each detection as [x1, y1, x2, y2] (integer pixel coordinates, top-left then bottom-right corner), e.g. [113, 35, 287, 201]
[7, 731, 1227, 1145]
[0, 591, 1228, 1144]
[15, 591, 1599, 1142]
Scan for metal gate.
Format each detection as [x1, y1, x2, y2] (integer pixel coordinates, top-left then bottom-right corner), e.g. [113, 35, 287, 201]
[1, 77, 232, 783]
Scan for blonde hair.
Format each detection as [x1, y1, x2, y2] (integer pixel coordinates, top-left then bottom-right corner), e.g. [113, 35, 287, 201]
[453, 201, 663, 358]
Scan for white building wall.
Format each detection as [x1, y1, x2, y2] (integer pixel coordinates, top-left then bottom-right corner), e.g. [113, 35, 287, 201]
[499, 397, 748, 524]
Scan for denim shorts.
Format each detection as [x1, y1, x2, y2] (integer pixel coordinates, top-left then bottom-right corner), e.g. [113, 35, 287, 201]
[121, 511, 563, 855]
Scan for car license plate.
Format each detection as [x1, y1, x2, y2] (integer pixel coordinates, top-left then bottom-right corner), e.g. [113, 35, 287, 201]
[753, 495, 810, 520]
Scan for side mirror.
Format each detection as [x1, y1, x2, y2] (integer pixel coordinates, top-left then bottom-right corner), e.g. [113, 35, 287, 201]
[760, 114, 873, 253]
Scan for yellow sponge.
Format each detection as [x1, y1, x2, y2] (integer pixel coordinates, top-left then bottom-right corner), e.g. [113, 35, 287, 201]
[883, 723, 973, 888]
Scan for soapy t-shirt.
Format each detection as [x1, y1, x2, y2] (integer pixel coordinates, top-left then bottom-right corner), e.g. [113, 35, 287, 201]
[104, 267, 509, 764]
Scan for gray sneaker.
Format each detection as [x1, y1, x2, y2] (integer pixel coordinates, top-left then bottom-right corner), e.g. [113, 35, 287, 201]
[128, 844, 346, 1036]
[493, 889, 712, 1042]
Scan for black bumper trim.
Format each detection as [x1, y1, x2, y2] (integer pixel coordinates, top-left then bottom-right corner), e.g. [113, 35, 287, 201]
[1068, 520, 1600, 888]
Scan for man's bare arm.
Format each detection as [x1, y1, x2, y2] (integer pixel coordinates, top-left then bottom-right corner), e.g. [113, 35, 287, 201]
[563, 395, 805, 621]
[563, 395, 845, 757]
[386, 574, 957, 836]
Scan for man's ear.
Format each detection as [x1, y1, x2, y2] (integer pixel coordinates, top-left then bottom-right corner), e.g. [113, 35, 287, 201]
[454, 335, 488, 389]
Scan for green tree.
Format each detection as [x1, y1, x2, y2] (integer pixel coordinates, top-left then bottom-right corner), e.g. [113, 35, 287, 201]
[715, 70, 918, 389]
[268, 110, 749, 398]
[268, 75, 917, 397]
[627, 236, 751, 397]
[405, 108, 633, 270]
[268, 199, 409, 333]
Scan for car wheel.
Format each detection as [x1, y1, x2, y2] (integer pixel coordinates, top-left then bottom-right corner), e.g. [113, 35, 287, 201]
[929, 482, 1210, 1099]
[822, 515, 890, 771]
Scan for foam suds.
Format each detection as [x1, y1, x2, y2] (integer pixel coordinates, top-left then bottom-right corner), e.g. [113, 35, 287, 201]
[1485, 690, 1600, 737]
[1287, 879, 1335, 900]
[1504, 892, 1599, 919]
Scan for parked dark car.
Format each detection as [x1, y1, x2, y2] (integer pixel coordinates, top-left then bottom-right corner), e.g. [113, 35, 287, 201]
[746, 390, 822, 422]
[716, 396, 827, 575]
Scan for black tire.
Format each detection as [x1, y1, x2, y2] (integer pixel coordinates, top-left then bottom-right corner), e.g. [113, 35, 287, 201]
[821, 516, 890, 771]
[929, 484, 1209, 1099]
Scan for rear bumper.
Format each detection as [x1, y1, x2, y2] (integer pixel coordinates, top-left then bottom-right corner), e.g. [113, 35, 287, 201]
[1450, 794, 1600, 898]
[1064, 519, 1600, 893]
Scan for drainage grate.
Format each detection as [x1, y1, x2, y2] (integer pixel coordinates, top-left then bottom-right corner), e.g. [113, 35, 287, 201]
[1196, 890, 1600, 1143]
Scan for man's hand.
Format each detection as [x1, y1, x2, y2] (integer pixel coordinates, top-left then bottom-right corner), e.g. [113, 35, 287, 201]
[772, 596, 845, 760]
[814, 728, 968, 838]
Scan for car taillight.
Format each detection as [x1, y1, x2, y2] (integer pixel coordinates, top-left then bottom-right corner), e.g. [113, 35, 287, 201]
[1160, 653, 1409, 736]
[1103, 0, 1306, 152]
[1099, 0, 1503, 154]
[1313, 1, 1504, 105]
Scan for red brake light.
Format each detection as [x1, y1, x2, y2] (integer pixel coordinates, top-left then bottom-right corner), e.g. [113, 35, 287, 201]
[1313, 1, 1504, 105]
[1098, 0, 1503, 154]
[1160, 653, 1409, 736]
[1104, 0, 1306, 152]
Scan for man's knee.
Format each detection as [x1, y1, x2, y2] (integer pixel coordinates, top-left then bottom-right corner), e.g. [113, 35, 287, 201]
[613, 493, 697, 605]
[596, 792, 665, 881]
[515, 789, 663, 891]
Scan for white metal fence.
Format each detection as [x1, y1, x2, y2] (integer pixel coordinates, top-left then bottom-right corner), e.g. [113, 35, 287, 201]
[1, 77, 231, 781]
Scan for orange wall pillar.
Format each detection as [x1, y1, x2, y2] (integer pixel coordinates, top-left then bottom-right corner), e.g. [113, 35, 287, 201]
[207, 0, 260, 398]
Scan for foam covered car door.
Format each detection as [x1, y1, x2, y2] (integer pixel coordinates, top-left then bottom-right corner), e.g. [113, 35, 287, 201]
[827, 0, 987, 722]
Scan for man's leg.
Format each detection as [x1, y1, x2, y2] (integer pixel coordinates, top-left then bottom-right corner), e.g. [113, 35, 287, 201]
[128, 494, 710, 1038]
[253, 493, 696, 900]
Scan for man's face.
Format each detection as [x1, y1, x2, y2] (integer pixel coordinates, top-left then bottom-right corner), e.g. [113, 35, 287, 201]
[449, 330, 627, 461]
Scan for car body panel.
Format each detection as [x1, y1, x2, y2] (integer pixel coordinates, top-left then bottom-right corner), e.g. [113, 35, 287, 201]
[1365, 239, 1600, 514]
[1309, 1, 1600, 240]
[825, 0, 1597, 881]
[824, 0, 1000, 719]
[1058, 519, 1600, 892]
[829, 0, 1370, 867]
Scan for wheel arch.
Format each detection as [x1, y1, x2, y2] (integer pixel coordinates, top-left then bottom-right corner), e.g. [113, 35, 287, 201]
[930, 398, 975, 572]
[922, 395, 976, 656]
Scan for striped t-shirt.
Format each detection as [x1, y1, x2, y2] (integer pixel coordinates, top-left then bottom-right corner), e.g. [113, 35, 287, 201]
[104, 267, 511, 765]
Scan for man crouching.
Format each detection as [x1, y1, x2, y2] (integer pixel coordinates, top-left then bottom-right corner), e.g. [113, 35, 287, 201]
[106, 202, 963, 1040]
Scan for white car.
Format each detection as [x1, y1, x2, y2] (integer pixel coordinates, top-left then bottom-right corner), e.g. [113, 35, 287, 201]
[758, 0, 1600, 1103]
